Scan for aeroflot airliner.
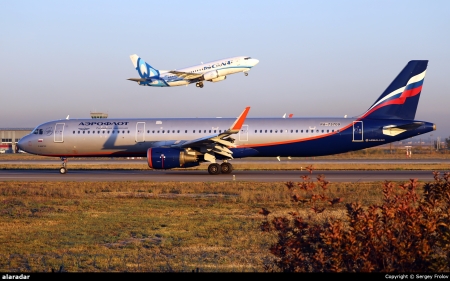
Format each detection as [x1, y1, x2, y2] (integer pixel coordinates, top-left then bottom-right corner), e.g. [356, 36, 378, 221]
[127, 54, 259, 88]
[18, 60, 435, 175]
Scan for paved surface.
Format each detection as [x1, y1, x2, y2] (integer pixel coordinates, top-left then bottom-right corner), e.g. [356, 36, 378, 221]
[1, 158, 449, 165]
[0, 169, 445, 182]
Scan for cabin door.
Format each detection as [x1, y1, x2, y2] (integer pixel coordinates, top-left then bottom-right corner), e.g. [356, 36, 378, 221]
[54, 123, 65, 143]
[136, 122, 145, 142]
[352, 121, 363, 142]
[239, 125, 248, 141]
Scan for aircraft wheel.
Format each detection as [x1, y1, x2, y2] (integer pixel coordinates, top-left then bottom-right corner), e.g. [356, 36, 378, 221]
[221, 163, 233, 174]
[59, 167, 67, 174]
[196, 83, 200, 87]
[208, 163, 221, 175]
[244, 72, 248, 76]
[199, 82, 204, 88]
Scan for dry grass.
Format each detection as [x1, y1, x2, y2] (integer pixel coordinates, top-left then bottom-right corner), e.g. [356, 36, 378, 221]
[0, 178, 426, 272]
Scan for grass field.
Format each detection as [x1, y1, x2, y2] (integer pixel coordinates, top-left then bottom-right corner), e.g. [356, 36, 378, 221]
[0, 177, 432, 272]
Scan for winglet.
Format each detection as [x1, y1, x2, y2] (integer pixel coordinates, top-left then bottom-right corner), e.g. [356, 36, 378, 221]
[228, 107, 250, 133]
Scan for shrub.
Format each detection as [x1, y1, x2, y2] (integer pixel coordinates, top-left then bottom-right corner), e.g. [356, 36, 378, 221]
[260, 170, 450, 272]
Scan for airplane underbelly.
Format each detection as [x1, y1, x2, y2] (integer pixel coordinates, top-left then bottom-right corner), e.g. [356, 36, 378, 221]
[167, 80, 190, 87]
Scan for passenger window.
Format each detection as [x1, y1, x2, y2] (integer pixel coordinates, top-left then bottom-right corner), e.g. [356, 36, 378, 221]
[214, 130, 216, 133]
[93, 131, 95, 134]
[173, 130, 175, 133]
[301, 130, 303, 133]
[147, 130, 149, 133]
[193, 130, 195, 133]
[73, 131, 75, 134]
[185, 130, 187, 133]
[275, 130, 278, 133]
[260, 130, 262, 133]
[88, 131, 90, 134]
[178, 130, 180, 133]
[204, 130, 206, 133]
[209, 130, 211, 133]
[327, 130, 329, 133]
[316, 130, 319, 133]
[39, 129, 43, 135]
[270, 130, 272, 133]
[107, 131, 110, 134]
[296, 130, 299, 133]
[219, 130, 222, 133]
[322, 130, 324, 133]
[306, 130, 308, 133]
[78, 131, 80, 134]
[167, 130, 169, 133]
[102, 131, 105, 134]
[255, 130, 257, 133]
[265, 130, 267, 133]
[162, 130, 165, 133]
[332, 130, 334, 132]
[291, 130, 293, 133]
[157, 131, 160, 133]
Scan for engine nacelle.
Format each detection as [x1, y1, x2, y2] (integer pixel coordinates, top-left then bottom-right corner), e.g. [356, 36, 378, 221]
[210, 76, 226, 83]
[203, 70, 219, 81]
[147, 148, 198, 169]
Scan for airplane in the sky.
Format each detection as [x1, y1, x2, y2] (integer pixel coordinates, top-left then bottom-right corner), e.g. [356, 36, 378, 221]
[127, 54, 259, 88]
[18, 60, 434, 175]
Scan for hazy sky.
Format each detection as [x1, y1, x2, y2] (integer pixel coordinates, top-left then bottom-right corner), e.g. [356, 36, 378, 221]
[1, 0, 449, 139]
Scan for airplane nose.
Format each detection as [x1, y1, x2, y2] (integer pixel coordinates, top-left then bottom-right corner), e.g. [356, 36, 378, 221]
[252, 59, 259, 66]
[17, 137, 26, 151]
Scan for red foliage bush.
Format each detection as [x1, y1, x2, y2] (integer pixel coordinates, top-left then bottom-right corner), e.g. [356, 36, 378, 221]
[260, 171, 450, 272]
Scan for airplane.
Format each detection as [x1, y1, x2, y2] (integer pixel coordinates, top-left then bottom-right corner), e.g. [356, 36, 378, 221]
[18, 60, 435, 175]
[127, 54, 259, 88]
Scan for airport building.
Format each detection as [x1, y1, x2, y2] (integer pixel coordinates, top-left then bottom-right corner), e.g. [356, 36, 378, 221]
[0, 128, 33, 153]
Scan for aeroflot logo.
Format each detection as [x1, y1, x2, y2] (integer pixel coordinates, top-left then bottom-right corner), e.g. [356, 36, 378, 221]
[204, 61, 232, 70]
[79, 122, 130, 126]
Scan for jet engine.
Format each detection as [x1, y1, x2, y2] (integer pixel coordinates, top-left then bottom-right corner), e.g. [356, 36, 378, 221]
[203, 69, 228, 81]
[147, 148, 199, 169]
[210, 76, 226, 83]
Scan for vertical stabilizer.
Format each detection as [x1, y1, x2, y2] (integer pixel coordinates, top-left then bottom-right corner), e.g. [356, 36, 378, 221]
[361, 60, 428, 120]
[130, 54, 160, 78]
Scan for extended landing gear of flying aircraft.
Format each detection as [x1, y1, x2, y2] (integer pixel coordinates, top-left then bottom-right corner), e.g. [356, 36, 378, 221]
[207, 162, 233, 175]
[196, 82, 204, 88]
[60, 157, 68, 174]
[244, 72, 248, 76]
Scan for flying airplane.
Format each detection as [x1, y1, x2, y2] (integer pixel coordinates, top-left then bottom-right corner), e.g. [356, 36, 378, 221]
[127, 54, 259, 88]
[18, 60, 435, 175]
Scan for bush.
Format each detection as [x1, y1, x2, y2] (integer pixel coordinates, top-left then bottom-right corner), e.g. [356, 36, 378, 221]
[260, 170, 450, 272]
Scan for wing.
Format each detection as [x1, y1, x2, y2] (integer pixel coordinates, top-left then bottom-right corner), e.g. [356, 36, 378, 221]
[172, 107, 250, 160]
[167, 70, 203, 80]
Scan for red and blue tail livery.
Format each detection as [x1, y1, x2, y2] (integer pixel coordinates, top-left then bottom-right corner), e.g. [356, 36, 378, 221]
[19, 60, 435, 174]
[362, 60, 427, 120]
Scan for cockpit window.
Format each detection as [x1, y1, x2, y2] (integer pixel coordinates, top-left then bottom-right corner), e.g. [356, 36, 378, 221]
[32, 128, 43, 135]
[244, 57, 251, 60]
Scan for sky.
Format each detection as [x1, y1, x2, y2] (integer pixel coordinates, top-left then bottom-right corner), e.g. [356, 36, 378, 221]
[1, 0, 449, 140]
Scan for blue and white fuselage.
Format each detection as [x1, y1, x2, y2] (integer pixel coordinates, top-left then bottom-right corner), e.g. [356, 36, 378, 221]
[128, 55, 259, 88]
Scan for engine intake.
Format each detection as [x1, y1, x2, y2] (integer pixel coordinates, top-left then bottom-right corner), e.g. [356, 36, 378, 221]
[147, 148, 198, 169]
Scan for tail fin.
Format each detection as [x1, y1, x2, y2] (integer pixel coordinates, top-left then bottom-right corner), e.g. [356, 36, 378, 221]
[361, 60, 428, 120]
[130, 54, 160, 78]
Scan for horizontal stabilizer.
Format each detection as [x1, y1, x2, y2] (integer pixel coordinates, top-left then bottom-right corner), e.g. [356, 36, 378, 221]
[383, 122, 424, 136]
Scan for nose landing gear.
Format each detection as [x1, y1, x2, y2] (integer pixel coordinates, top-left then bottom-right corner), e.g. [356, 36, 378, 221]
[244, 72, 248, 76]
[60, 157, 68, 174]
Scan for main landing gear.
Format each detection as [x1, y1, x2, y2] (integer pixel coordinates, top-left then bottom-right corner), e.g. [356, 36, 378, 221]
[207, 162, 233, 175]
[59, 157, 68, 174]
[195, 82, 204, 88]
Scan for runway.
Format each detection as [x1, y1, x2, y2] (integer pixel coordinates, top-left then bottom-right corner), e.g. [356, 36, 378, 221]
[0, 169, 444, 182]
[0, 158, 449, 165]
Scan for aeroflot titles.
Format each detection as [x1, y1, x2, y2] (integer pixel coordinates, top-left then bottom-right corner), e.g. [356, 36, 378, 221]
[79, 122, 130, 126]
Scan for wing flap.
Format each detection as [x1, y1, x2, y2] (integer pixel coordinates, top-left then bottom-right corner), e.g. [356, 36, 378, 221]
[171, 107, 250, 160]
